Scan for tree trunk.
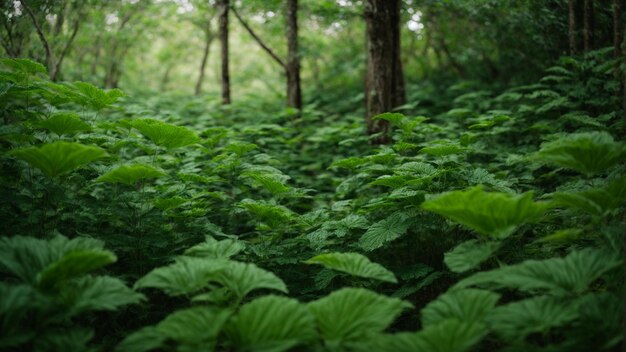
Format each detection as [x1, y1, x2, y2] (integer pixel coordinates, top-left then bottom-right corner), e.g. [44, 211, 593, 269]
[285, 0, 302, 110]
[218, 0, 231, 104]
[161, 64, 172, 91]
[614, 0, 622, 60]
[569, 0, 577, 55]
[364, 0, 399, 144]
[389, 0, 405, 108]
[195, 30, 214, 96]
[583, 0, 594, 52]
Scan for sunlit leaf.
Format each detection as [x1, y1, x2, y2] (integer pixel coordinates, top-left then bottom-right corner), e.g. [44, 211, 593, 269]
[96, 164, 166, 186]
[305, 252, 397, 283]
[11, 142, 108, 178]
[443, 240, 501, 273]
[38, 113, 91, 136]
[131, 118, 200, 149]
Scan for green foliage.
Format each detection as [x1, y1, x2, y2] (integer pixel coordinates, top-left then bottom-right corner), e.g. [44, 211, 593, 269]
[443, 240, 500, 273]
[11, 142, 108, 178]
[96, 164, 166, 186]
[533, 132, 626, 176]
[71, 82, 125, 110]
[358, 213, 411, 251]
[552, 176, 626, 218]
[421, 289, 500, 327]
[37, 113, 91, 136]
[130, 118, 201, 149]
[305, 252, 397, 283]
[184, 236, 245, 259]
[225, 296, 316, 352]
[421, 186, 549, 239]
[307, 288, 413, 346]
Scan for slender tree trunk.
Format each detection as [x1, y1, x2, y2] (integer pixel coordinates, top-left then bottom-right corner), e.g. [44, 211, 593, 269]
[161, 64, 173, 91]
[285, 0, 302, 110]
[389, 0, 405, 108]
[614, 0, 622, 60]
[218, 0, 231, 104]
[195, 30, 214, 96]
[583, 0, 594, 52]
[569, 0, 577, 55]
[364, 0, 397, 144]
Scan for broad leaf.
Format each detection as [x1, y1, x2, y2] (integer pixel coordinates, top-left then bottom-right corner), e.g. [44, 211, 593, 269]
[552, 176, 626, 218]
[225, 295, 316, 352]
[212, 261, 288, 299]
[11, 142, 108, 178]
[96, 164, 166, 186]
[37, 250, 117, 290]
[307, 288, 412, 344]
[443, 240, 501, 273]
[421, 186, 549, 238]
[421, 289, 500, 327]
[61, 276, 144, 316]
[305, 252, 397, 283]
[533, 132, 626, 175]
[131, 118, 200, 149]
[157, 307, 231, 348]
[456, 248, 620, 295]
[38, 113, 91, 136]
[359, 213, 411, 251]
[184, 236, 245, 259]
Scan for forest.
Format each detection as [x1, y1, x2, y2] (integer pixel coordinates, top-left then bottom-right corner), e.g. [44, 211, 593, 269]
[0, 0, 625, 351]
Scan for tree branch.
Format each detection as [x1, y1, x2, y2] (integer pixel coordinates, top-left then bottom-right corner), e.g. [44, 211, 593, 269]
[19, 0, 54, 68]
[53, 18, 81, 80]
[231, 6, 285, 68]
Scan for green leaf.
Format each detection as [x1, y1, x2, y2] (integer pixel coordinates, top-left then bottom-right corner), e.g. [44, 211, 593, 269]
[212, 261, 288, 299]
[62, 276, 144, 316]
[225, 296, 316, 352]
[134, 257, 228, 296]
[487, 296, 578, 341]
[71, 81, 125, 110]
[421, 186, 549, 238]
[0, 235, 109, 284]
[371, 319, 488, 352]
[421, 289, 500, 327]
[156, 307, 232, 349]
[96, 164, 166, 186]
[456, 248, 620, 295]
[552, 176, 626, 218]
[443, 240, 501, 273]
[11, 142, 108, 178]
[37, 113, 91, 136]
[0, 58, 47, 76]
[307, 288, 412, 344]
[305, 252, 397, 283]
[533, 132, 626, 175]
[131, 118, 200, 149]
[239, 199, 296, 227]
[184, 236, 245, 259]
[116, 327, 165, 352]
[359, 213, 411, 251]
[37, 250, 117, 290]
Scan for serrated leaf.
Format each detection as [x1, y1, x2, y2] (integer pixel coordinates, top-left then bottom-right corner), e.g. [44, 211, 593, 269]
[184, 236, 245, 259]
[62, 276, 144, 316]
[158, 307, 231, 348]
[359, 213, 411, 251]
[456, 248, 620, 295]
[307, 288, 412, 344]
[11, 142, 108, 178]
[96, 164, 166, 186]
[37, 250, 116, 290]
[370, 319, 488, 352]
[421, 289, 500, 327]
[225, 295, 316, 352]
[131, 118, 200, 149]
[305, 252, 397, 283]
[533, 132, 626, 175]
[552, 176, 626, 218]
[213, 261, 288, 299]
[38, 113, 91, 136]
[444, 240, 501, 273]
[421, 186, 549, 239]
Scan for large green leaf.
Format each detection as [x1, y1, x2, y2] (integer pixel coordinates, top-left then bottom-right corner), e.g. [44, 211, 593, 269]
[212, 261, 288, 299]
[131, 118, 200, 149]
[225, 295, 316, 352]
[71, 81, 125, 110]
[552, 176, 626, 218]
[158, 307, 231, 349]
[370, 319, 488, 352]
[61, 276, 144, 316]
[421, 186, 549, 238]
[456, 248, 620, 295]
[487, 296, 578, 341]
[134, 257, 228, 296]
[0, 235, 109, 284]
[421, 289, 500, 327]
[184, 236, 245, 259]
[37, 250, 117, 290]
[358, 213, 411, 251]
[11, 142, 108, 178]
[307, 288, 412, 345]
[533, 132, 626, 175]
[96, 164, 166, 186]
[38, 113, 91, 136]
[305, 252, 397, 283]
[443, 240, 501, 273]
